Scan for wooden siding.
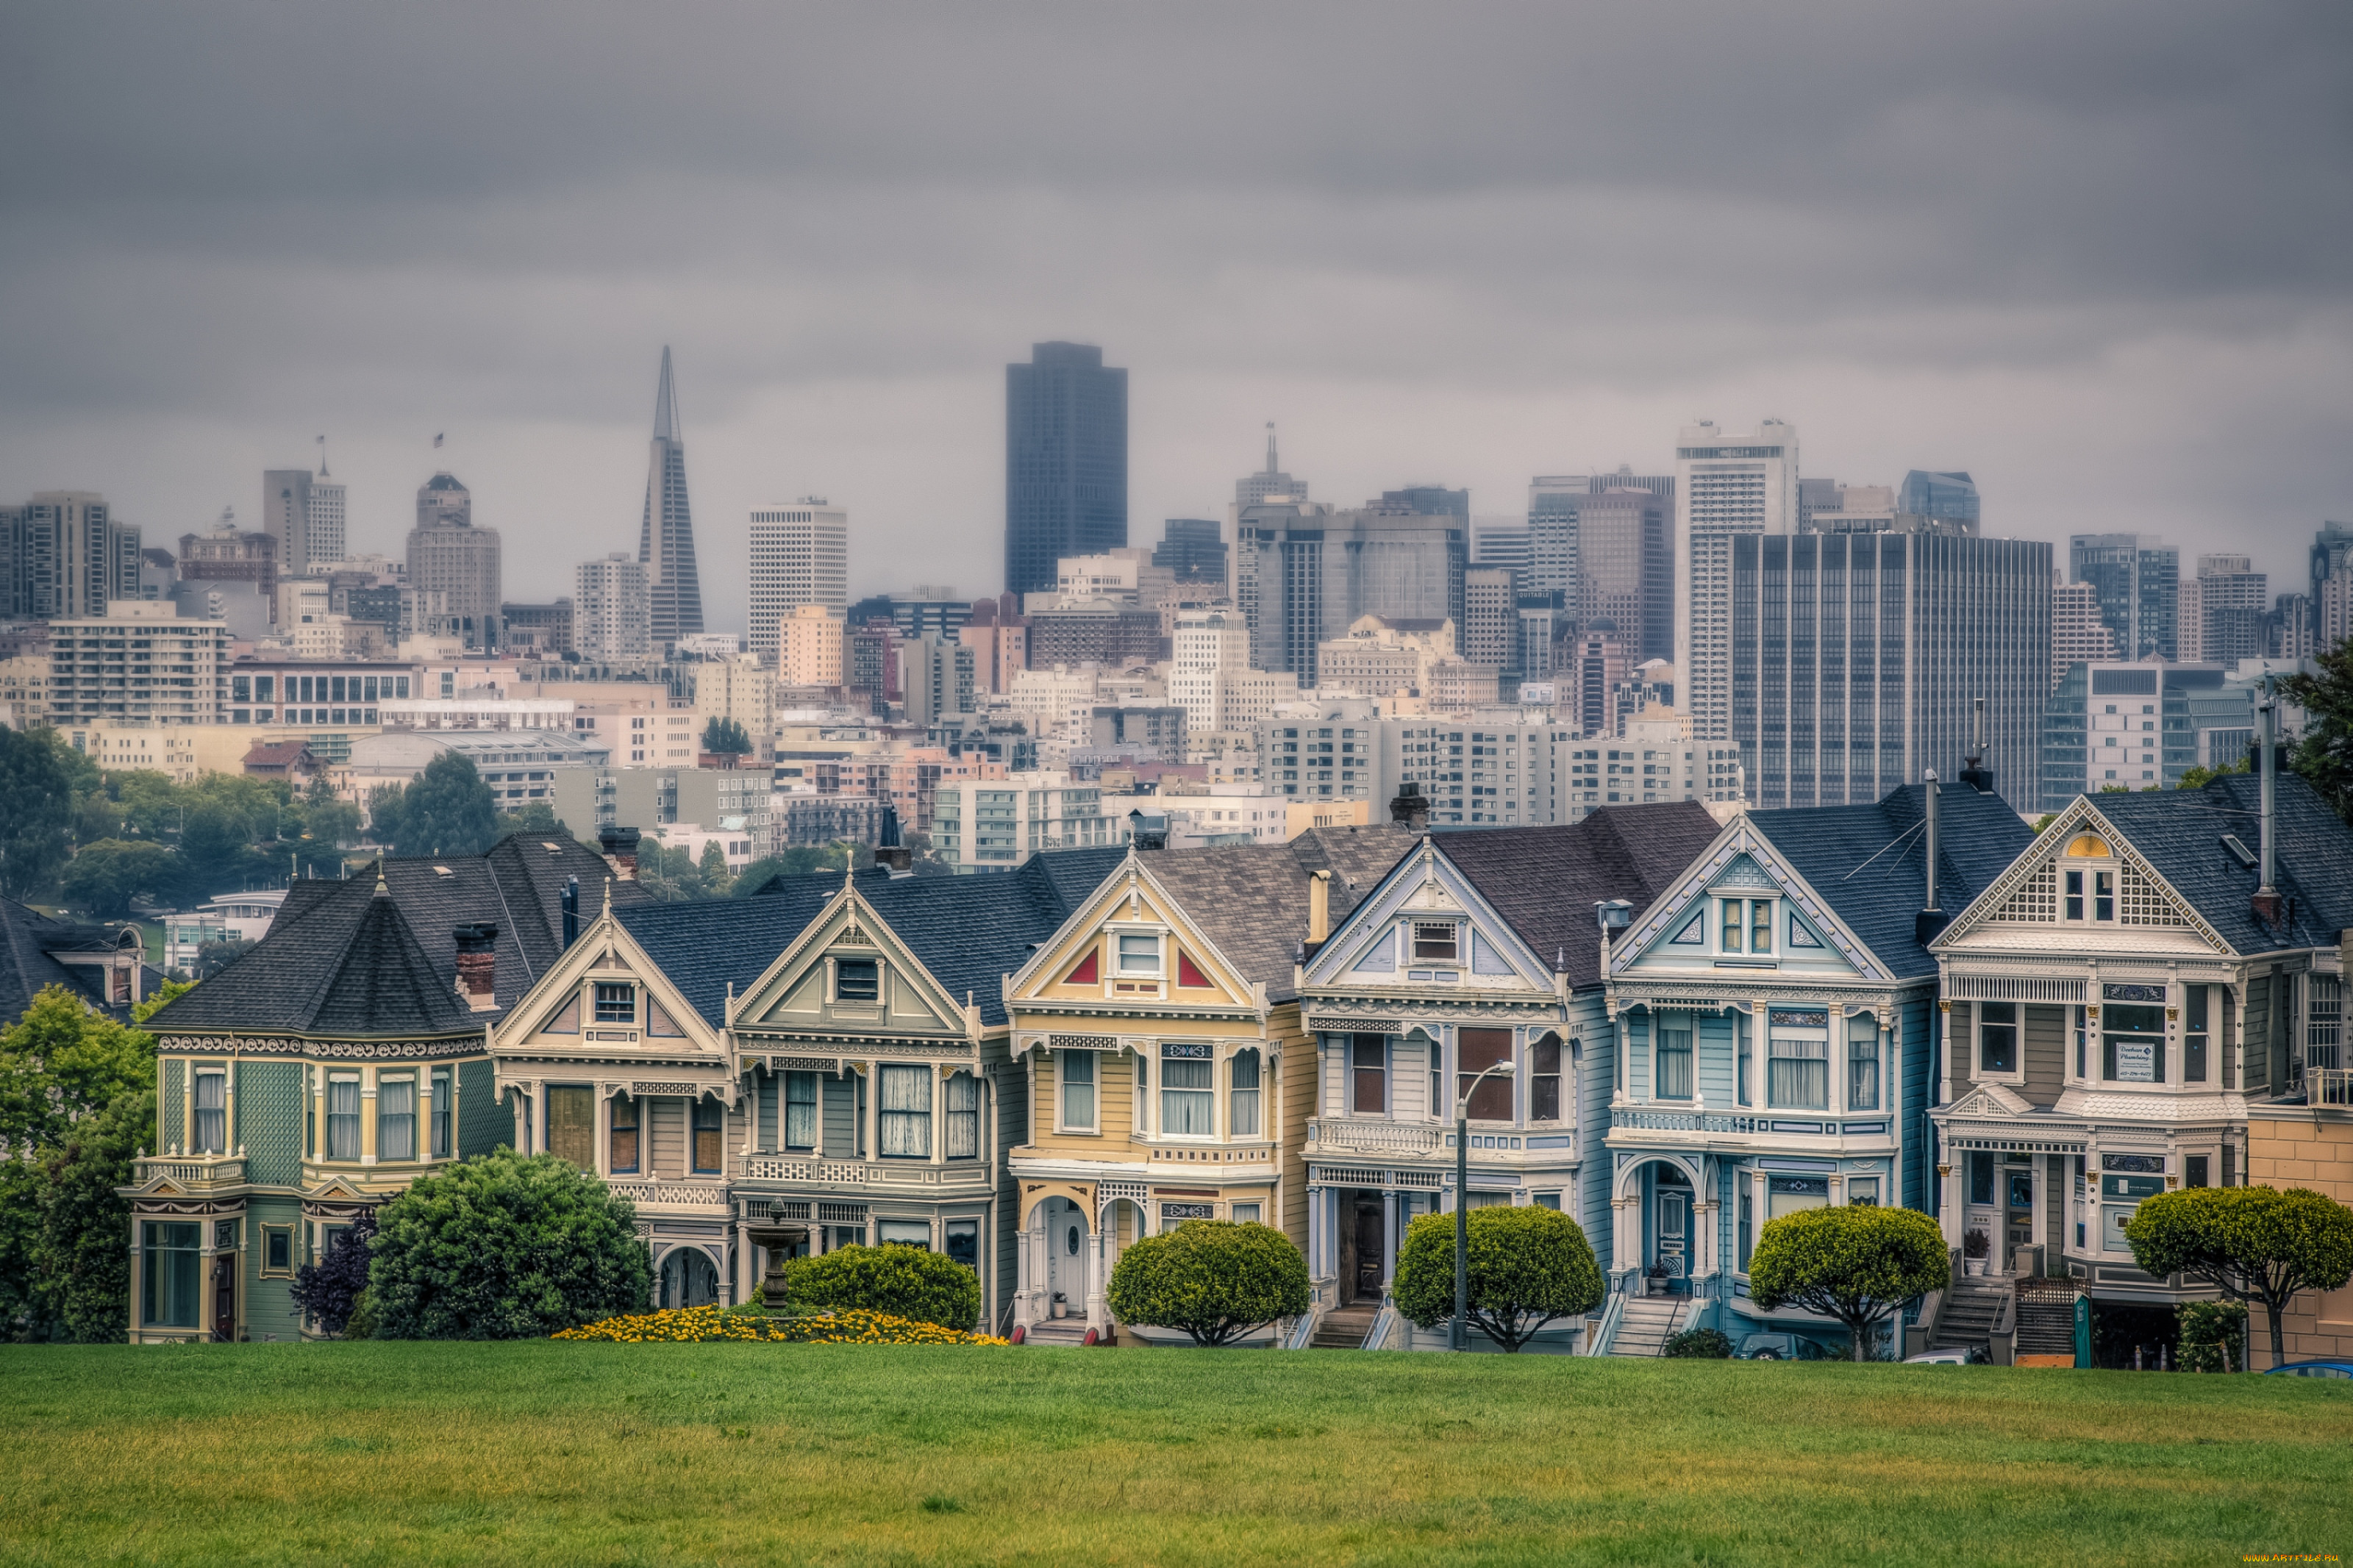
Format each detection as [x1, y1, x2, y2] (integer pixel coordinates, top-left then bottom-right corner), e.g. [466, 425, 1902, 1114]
[823, 1073, 857, 1158]
[2023, 1003, 2067, 1106]
[649, 1096, 685, 1178]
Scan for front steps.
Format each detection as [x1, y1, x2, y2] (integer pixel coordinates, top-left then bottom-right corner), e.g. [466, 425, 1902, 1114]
[1612, 1294, 1689, 1355]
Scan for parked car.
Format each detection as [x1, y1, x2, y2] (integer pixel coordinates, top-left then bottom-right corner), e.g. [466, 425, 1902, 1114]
[1902, 1346, 1990, 1365]
[2263, 1361, 2353, 1379]
[1738, 1332, 1834, 1361]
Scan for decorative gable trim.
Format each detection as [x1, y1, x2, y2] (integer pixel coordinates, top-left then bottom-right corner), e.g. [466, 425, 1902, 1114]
[732, 883, 971, 1040]
[1944, 1082, 2034, 1119]
[1005, 858, 1257, 1014]
[1300, 837, 1551, 992]
[1934, 797, 2229, 953]
[1613, 823, 1885, 981]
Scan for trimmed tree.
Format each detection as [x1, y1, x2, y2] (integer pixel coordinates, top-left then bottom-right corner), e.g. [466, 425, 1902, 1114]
[776, 1242, 983, 1331]
[1106, 1220, 1310, 1347]
[365, 1150, 652, 1339]
[1748, 1204, 1947, 1362]
[2125, 1186, 2353, 1367]
[1392, 1205, 1606, 1352]
[701, 717, 751, 758]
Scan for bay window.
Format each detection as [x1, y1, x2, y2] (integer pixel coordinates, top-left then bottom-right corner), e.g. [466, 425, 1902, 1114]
[2101, 996, 2167, 1083]
[141, 1221, 201, 1328]
[1229, 1050, 1262, 1137]
[945, 1072, 979, 1159]
[691, 1096, 723, 1173]
[377, 1076, 416, 1161]
[1848, 1019, 1880, 1111]
[1529, 1036, 1561, 1121]
[1160, 1043, 1214, 1136]
[1767, 1011, 1828, 1109]
[1655, 1023, 1692, 1100]
[879, 1066, 932, 1157]
[1350, 1035, 1386, 1114]
[2184, 987, 2210, 1083]
[326, 1075, 360, 1159]
[1457, 1028, 1513, 1120]
[610, 1094, 640, 1173]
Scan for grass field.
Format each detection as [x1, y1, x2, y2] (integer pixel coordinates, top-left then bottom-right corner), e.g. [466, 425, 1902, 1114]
[1, 1344, 2347, 1567]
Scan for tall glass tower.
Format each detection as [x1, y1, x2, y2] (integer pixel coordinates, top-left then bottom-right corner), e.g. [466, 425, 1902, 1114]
[1004, 342, 1127, 598]
[638, 347, 705, 654]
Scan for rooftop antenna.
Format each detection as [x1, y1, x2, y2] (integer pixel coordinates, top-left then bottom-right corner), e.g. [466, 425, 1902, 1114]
[1265, 421, 1278, 474]
[316, 433, 329, 478]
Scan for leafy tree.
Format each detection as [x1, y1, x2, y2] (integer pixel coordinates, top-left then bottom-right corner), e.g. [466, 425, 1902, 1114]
[290, 1206, 378, 1336]
[494, 800, 565, 838]
[701, 716, 751, 756]
[190, 939, 254, 978]
[1392, 1205, 1605, 1352]
[2125, 1186, 2353, 1366]
[177, 798, 264, 898]
[371, 751, 499, 857]
[365, 1150, 651, 1339]
[1663, 1326, 1735, 1358]
[0, 727, 78, 898]
[131, 978, 195, 1024]
[776, 1242, 983, 1331]
[697, 841, 734, 897]
[2177, 754, 2250, 792]
[57, 840, 182, 920]
[1107, 1220, 1310, 1347]
[2178, 1299, 2248, 1374]
[32, 1088, 154, 1342]
[1748, 1204, 1948, 1362]
[2281, 638, 2353, 823]
[298, 776, 363, 849]
[730, 844, 872, 896]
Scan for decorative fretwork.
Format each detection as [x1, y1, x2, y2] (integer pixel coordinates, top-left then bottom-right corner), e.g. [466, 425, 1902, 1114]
[2116, 862, 2188, 927]
[1944, 975, 2088, 1003]
[157, 1034, 483, 1061]
[1049, 1034, 1118, 1051]
[1992, 861, 2057, 923]
[630, 1081, 702, 1098]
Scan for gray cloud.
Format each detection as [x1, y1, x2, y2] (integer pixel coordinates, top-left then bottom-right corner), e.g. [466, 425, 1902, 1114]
[1, 1, 2346, 615]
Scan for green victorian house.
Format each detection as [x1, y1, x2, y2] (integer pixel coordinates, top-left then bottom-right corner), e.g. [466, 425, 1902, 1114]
[122, 835, 645, 1342]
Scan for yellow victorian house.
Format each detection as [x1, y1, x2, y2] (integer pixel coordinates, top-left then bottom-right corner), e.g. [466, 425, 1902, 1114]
[1002, 828, 1410, 1344]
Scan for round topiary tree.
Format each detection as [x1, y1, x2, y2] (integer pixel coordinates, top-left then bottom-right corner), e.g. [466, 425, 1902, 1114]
[1392, 1204, 1606, 1352]
[365, 1149, 652, 1339]
[2126, 1186, 2353, 1367]
[776, 1243, 983, 1331]
[1747, 1204, 1947, 1362]
[1105, 1220, 1310, 1346]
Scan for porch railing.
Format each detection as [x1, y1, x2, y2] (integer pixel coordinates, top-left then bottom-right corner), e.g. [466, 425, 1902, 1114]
[606, 1180, 729, 1210]
[738, 1156, 985, 1186]
[1363, 1300, 1403, 1350]
[134, 1153, 246, 1186]
[1584, 1290, 1627, 1356]
[1610, 1109, 1763, 1135]
[2309, 1066, 2353, 1107]
[1306, 1119, 1446, 1154]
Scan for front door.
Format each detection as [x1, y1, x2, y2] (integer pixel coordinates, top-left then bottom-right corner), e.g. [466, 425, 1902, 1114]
[1353, 1200, 1385, 1303]
[211, 1253, 237, 1342]
[2006, 1167, 2035, 1270]
[1043, 1201, 1085, 1317]
[1656, 1189, 1689, 1281]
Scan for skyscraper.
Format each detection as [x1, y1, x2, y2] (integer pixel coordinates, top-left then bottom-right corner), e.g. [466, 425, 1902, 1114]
[2179, 554, 2267, 665]
[1, 492, 140, 620]
[405, 473, 501, 648]
[1896, 470, 1981, 529]
[1462, 567, 1518, 672]
[1526, 475, 1592, 601]
[1677, 419, 1799, 740]
[638, 347, 705, 654]
[1574, 487, 1673, 665]
[2069, 533, 2179, 662]
[263, 465, 346, 581]
[2312, 521, 2353, 651]
[2051, 573, 2120, 691]
[1152, 519, 1227, 584]
[1004, 341, 1127, 598]
[1235, 423, 1305, 506]
[574, 553, 651, 665]
[1233, 497, 1466, 688]
[748, 498, 849, 662]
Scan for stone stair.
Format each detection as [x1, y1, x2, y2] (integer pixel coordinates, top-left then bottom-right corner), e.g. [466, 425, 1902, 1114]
[1311, 1302, 1379, 1349]
[1018, 1318, 1090, 1347]
[1929, 1278, 2010, 1357]
[1610, 1293, 1688, 1356]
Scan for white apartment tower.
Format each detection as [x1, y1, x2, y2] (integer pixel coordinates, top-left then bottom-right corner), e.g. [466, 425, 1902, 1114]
[1674, 419, 1798, 740]
[747, 498, 849, 662]
[2051, 572, 2120, 692]
[575, 553, 653, 665]
[263, 467, 346, 581]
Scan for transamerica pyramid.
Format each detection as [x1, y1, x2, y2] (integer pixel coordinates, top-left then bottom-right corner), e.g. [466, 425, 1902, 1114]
[638, 346, 705, 651]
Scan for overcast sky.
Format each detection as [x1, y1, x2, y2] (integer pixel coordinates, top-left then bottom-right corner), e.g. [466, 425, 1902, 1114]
[4, 2, 2348, 625]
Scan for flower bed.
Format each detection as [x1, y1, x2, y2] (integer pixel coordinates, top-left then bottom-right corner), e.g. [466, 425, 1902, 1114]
[553, 1305, 1009, 1345]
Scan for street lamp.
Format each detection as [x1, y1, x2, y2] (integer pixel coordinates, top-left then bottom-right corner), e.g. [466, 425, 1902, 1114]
[1452, 1056, 1516, 1352]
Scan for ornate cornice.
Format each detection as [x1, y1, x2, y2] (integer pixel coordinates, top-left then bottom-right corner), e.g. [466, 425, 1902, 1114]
[157, 1034, 484, 1060]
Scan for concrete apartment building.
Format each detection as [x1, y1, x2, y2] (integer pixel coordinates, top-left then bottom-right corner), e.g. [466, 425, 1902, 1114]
[748, 498, 849, 661]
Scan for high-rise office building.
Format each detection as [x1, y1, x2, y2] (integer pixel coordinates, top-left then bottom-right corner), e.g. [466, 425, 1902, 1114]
[1575, 487, 1672, 665]
[2179, 554, 2268, 665]
[405, 473, 501, 648]
[638, 347, 706, 654]
[1233, 498, 1466, 688]
[1797, 476, 1845, 532]
[574, 553, 652, 665]
[2, 493, 140, 620]
[262, 466, 346, 581]
[2051, 573, 2120, 692]
[1897, 470, 1981, 529]
[1677, 419, 1799, 740]
[1462, 568, 1518, 672]
[1004, 341, 1127, 598]
[747, 498, 849, 662]
[1526, 475, 1591, 601]
[1728, 528, 2050, 812]
[46, 599, 229, 728]
[1378, 485, 1469, 521]
[2313, 521, 2353, 651]
[1471, 516, 1532, 573]
[2069, 533, 2179, 662]
[1235, 424, 1306, 506]
[1151, 518, 1227, 584]
[2039, 661, 2252, 811]
[2268, 593, 2316, 661]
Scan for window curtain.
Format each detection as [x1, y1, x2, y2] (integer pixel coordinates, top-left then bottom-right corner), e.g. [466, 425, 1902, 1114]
[378, 1078, 416, 1161]
[1847, 1020, 1880, 1111]
[193, 1072, 226, 1155]
[945, 1072, 979, 1159]
[785, 1072, 818, 1150]
[326, 1078, 360, 1159]
[1060, 1051, 1096, 1130]
[1229, 1050, 1262, 1137]
[1161, 1059, 1214, 1136]
[1655, 1026, 1693, 1100]
[1768, 1035, 1828, 1109]
[879, 1066, 932, 1157]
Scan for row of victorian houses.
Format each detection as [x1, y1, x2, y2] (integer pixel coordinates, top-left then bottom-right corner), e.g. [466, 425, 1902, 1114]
[113, 754, 2353, 1363]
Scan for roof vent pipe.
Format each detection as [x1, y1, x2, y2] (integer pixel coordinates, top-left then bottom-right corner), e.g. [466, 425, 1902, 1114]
[561, 875, 579, 949]
[1915, 772, 1951, 947]
[2253, 695, 2282, 928]
[1960, 697, 1996, 794]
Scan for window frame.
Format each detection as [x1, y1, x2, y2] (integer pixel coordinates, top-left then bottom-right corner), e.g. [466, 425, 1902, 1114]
[944, 1070, 980, 1159]
[1058, 1049, 1097, 1134]
[376, 1074, 417, 1162]
[784, 1071, 819, 1151]
[260, 1223, 296, 1278]
[1529, 1035, 1562, 1122]
[1159, 1043, 1215, 1138]
[140, 1220, 202, 1329]
[429, 1067, 452, 1159]
[593, 981, 637, 1024]
[609, 1092, 640, 1174]
[834, 956, 880, 1003]
[878, 1064, 933, 1159]
[690, 1095, 724, 1174]
[1977, 1000, 2021, 1079]
[1228, 1049, 1262, 1138]
[1116, 933, 1162, 976]
[1847, 1019, 1881, 1111]
[1411, 922, 1459, 962]
[1349, 1034, 1387, 1115]
[325, 1074, 361, 1160]
[192, 1067, 227, 1155]
[1456, 1028, 1514, 1122]
[1654, 1021, 1693, 1100]
[1765, 1017, 1829, 1111]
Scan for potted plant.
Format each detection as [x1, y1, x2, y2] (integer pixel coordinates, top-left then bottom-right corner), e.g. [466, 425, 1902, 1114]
[1050, 1291, 1068, 1320]
[1645, 1261, 1671, 1297]
[1963, 1229, 1990, 1277]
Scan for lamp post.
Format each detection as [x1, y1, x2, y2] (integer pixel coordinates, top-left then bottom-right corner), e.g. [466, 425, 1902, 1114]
[1452, 1057, 1517, 1352]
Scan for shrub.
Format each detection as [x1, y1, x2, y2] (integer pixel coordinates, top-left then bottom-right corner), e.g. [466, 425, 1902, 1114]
[1749, 1206, 1948, 1364]
[777, 1243, 982, 1331]
[554, 1304, 1007, 1345]
[2127, 1186, 2353, 1367]
[1391, 1205, 1605, 1352]
[1106, 1220, 1310, 1347]
[290, 1207, 378, 1336]
[2178, 1300, 2246, 1374]
[1663, 1326, 1734, 1358]
[365, 1150, 652, 1339]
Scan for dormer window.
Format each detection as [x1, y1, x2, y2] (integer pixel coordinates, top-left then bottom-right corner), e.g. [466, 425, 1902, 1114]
[1413, 923, 1458, 961]
[1720, 898, 1774, 954]
[1118, 934, 1160, 975]
[593, 982, 636, 1023]
[836, 957, 879, 1001]
[2063, 834, 2115, 922]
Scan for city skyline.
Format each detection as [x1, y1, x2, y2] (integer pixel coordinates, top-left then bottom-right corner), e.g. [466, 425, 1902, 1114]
[1, 6, 2343, 634]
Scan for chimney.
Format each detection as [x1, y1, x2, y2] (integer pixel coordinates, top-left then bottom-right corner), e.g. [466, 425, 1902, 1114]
[453, 923, 499, 1010]
[1307, 870, 1331, 947]
[1389, 780, 1429, 832]
[1128, 809, 1168, 851]
[2252, 696, 2283, 928]
[598, 824, 640, 879]
[1915, 772, 1951, 946]
[561, 875, 579, 948]
[875, 803, 913, 876]
[1959, 696, 1996, 794]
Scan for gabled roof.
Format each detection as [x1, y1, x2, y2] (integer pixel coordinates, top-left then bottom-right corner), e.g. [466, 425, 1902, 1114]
[1440, 803, 1724, 989]
[0, 900, 125, 1023]
[1748, 784, 2034, 981]
[2018, 774, 2353, 956]
[145, 834, 652, 1035]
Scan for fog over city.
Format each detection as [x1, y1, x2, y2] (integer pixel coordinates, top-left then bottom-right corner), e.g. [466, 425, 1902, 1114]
[3, 1, 2346, 625]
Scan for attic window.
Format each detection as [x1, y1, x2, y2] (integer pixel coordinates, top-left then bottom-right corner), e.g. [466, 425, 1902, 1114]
[2220, 834, 2257, 870]
[836, 958, 880, 1001]
[1412, 923, 1458, 961]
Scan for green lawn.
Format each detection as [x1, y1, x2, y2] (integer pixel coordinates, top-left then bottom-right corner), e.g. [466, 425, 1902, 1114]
[1, 1345, 2346, 1567]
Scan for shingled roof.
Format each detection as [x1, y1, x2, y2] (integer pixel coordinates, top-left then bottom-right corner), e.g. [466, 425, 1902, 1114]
[1752, 783, 2035, 981]
[1136, 825, 1418, 1002]
[1440, 803, 1725, 989]
[2067, 773, 2353, 955]
[0, 900, 133, 1023]
[144, 833, 653, 1036]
